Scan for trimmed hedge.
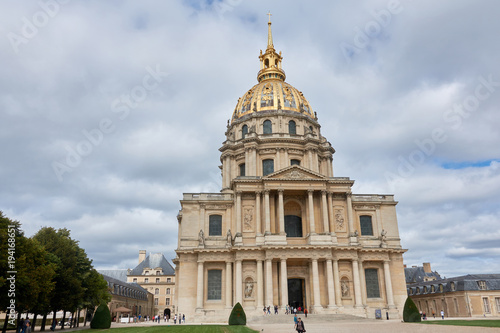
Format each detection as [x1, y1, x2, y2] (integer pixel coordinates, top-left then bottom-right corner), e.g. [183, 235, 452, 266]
[228, 302, 246, 325]
[403, 297, 421, 322]
[90, 304, 111, 329]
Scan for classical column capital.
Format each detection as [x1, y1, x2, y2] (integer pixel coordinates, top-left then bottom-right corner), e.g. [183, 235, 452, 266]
[236, 191, 242, 196]
[321, 189, 327, 195]
[256, 191, 262, 196]
[264, 189, 270, 194]
[307, 189, 314, 194]
[278, 188, 284, 194]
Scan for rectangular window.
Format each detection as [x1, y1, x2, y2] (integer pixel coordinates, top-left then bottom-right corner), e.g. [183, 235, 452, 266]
[207, 270, 222, 300]
[154, 298, 158, 306]
[166, 298, 170, 305]
[454, 298, 459, 313]
[477, 280, 487, 290]
[360, 215, 373, 236]
[263, 159, 274, 176]
[495, 297, 500, 313]
[133, 278, 137, 283]
[167, 278, 171, 283]
[209, 215, 222, 236]
[144, 278, 149, 283]
[365, 268, 380, 298]
[156, 278, 160, 283]
[483, 297, 491, 313]
[239, 163, 245, 176]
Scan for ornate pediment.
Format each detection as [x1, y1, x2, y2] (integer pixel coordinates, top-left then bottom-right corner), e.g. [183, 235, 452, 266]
[263, 165, 327, 180]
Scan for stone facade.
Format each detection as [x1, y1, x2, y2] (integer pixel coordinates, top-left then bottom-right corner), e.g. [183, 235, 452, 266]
[174, 18, 407, 322]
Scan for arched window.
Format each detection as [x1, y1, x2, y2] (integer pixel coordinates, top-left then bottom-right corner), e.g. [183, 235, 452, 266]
[209, 215, 222, 236]
[288, 120, 296, 134]
[262, 159, 274, 176]
[166, 288, 171, 294]
[291, 159, 300, 166]
[360, 215, 373, 236]
[263, 120, 272, 134]
[242, 125, 248, 139]
[239, 163, 245, 176]
[155, 288, 159, 295]
[365, 269, 380, 298]
[264, 59, 269, 68]
[144, 278, 149, 283]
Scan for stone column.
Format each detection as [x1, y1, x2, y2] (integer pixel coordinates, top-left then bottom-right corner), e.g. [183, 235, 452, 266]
[284, 148, 289, 166]
[252, 148, 257, 176]
[222, 156, 227, 188]
[235, 260, 243, 304]
[236, 191, 242, 235]
[333, 259, 341, 306]
[277, 148, 281, 170]
[326, 259, 336, 308]
[383, 261, 395, 308]
[308, 149, 313, 169]
[256, 191, 262, 235]
[352, 260, 362, 307]
[264, 190, 271, 234]
[257, 260, 264, 308]
[328, 192, 335, 235]
[196, 261, 204, 309]
[359, 260, 367, 306]
[245, 149, 249, 176]
[346, 193, 354, 235]
[278, 189, 285, 235]
[265, 259, 273, 306]
[312, 259, 321, 311]
[308, 190, 316, 234]
[280, 259, 288, 310]
[321, 190, 329, 233]
[226, 262, 232, 308]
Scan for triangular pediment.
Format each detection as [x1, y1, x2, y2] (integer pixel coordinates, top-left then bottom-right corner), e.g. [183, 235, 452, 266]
[263, 165, 328, 180]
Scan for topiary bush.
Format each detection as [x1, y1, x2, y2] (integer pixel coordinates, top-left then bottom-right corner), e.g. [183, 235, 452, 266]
[403, 297, 421, 322]
[90, 303, 111, 329]
[228, 302, 246, 325]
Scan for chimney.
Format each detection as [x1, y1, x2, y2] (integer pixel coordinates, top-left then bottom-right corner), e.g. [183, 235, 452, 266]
[423, 262, 431, 273]
[404, 264, 407, 268]
[139, 250, 146, 264]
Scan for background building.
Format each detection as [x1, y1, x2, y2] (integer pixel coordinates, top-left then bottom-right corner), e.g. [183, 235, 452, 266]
[174, 18, 407, 322]
[405, 263, 500, 317]
[126, 251, 176, 318]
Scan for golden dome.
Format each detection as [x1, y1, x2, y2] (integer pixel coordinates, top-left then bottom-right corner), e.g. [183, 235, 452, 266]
[230, 14, 315, 124]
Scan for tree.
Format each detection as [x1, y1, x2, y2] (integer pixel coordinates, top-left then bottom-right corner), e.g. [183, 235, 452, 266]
[403, 296, 421, 322]
[228, 302, 246, 325]
[90, 303, 111, 329]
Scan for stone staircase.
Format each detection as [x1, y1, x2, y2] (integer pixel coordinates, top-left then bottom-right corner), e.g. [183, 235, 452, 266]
[248, 313, 370, 325]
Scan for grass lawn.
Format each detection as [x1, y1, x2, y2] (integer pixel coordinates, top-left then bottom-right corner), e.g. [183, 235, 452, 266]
[419, 320, 500, 328]
[91, 325, 258, 333]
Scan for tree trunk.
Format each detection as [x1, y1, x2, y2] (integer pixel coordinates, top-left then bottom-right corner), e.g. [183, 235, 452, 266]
[16, 312, 21, 333]
[76, 309, 80, 328]
[40, 313, 47, 331]
[32, 313, 38, 331]
[61, 311, 66, 330]
[52, 312, 57, 331]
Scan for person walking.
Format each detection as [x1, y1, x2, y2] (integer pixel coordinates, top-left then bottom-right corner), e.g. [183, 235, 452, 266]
[293, 314, 298, 327]
[295, 317, 306, 333]
[440, 310, 445, 319]
[304, 308, 308, 318]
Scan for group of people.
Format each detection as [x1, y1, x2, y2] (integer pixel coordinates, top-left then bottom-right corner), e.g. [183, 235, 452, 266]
[262, 304, 308, 317]
[420, 309, 445, 320]
[146, 314, 185, 324]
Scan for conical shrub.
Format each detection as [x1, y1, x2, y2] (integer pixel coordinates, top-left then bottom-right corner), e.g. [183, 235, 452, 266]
[228, 302, 246, 325]
[403, 297, 421, 322]
[90, 303, 111, 329]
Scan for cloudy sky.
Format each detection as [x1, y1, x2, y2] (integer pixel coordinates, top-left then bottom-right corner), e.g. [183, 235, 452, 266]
[1, 0, 499, 278]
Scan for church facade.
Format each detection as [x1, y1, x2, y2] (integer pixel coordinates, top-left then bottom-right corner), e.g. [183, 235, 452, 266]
[174, 18, 407, 322]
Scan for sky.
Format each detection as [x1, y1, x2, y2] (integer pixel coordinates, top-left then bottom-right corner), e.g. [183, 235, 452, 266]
[1, 0, 499, 279]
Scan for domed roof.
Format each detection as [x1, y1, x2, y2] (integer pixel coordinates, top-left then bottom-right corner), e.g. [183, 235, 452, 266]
[231, 79, 314, 123]
[230, 15, 315, 124]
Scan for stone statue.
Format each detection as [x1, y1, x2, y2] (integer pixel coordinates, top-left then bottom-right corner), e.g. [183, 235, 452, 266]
[335, 209, 344, 229]
[226, 229, 232, 247]
[353, 230, 359, 237]
[198, 229, 205, 246]
[380, 229, 387, 242]
[244, 281, 254, 298]
[341, 280, 350, 297]
[277, 98, 282, 110]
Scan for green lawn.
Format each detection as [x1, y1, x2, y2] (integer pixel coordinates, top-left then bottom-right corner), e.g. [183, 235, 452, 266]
[91, 325, 258, 333]
[419, 320, 500, 328]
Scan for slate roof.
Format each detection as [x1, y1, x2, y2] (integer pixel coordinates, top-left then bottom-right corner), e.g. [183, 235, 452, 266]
[98, 269, 128, 282]
[128, 253, 175, 276]
[407, 274, 500, 296]
[101, 274, 149, 293]
[405, 266, 441, 284]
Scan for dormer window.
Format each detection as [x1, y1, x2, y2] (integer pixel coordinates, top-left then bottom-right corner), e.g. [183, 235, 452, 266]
[477, 280, 487, 290]
[144, 270, 149, 275]
[450, 282, 455, 291]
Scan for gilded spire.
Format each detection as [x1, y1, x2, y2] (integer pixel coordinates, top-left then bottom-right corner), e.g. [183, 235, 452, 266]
[258, 12, 285, 82]
[267, 11, 273, 50]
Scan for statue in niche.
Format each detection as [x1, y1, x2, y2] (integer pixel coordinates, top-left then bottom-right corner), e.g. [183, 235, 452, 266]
[379, 229, 387, 248]
[341, 280, 350, 297]
[226, 229, 232, 247]
[244, 280, 254, 298]
[277, 98, 282, 110]
[253, 101, 257, 112]
[198, 229, 205, 246]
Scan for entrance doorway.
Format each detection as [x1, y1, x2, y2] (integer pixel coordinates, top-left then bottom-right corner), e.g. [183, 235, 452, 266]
[288, 278, 306, 310]
[163, 308, 171, 319]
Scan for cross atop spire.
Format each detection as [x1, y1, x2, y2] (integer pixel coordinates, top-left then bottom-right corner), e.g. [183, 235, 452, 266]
[267, 11, 273, 49]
